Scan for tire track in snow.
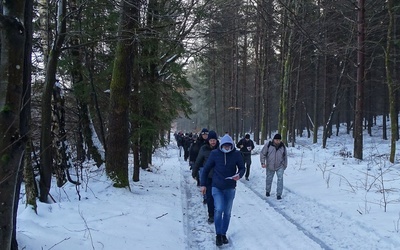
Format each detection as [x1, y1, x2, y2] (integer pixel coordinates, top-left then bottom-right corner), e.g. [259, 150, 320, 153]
[179, 155, 216, 249]
[238, 181, 331, 250]
[228, 183, 324, 250]
[241, 180, 400, 249]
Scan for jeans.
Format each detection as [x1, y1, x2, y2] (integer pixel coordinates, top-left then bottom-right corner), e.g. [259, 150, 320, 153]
[212, 187, 236, 235]
[265, 167, 284, 196]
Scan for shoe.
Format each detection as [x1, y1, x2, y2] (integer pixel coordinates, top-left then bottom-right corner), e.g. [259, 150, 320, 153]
[222, 235, 229, 244]
[216, 234, 223, 246]
[245, 177, 249, 181]
[277, 195, 282, 200]
[208, 216, 214, 223]
[266, 192, 270, 197]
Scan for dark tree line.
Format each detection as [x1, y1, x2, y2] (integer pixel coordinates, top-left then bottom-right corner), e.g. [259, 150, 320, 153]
[182, 0, 399, 160]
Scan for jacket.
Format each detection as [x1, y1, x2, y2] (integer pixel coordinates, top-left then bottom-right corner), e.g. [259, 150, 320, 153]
[260, 141, 287, 171]
[236, 138, 255, 154]
[192, 140, 219, 179]
[201, 134, 245, 190]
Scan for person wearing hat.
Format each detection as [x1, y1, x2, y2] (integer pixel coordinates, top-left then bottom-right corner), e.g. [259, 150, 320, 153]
[199, 128, 209, 143]
[192, 130, 219, 222]
[260, 133, 287, 200]
[236, 133, 255, 180]
[200, 134, 245, 246]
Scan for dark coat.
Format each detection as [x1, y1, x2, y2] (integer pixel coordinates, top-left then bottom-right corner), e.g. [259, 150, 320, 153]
[201, 135, 245, 190]
[236, 138, 255, 155]
[192, 141, 219, 179]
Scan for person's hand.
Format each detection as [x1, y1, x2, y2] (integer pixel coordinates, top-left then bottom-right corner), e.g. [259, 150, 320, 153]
[261, 163, 266, 168]
[200, 186, 206, 195]
[232, 174, 240, 181]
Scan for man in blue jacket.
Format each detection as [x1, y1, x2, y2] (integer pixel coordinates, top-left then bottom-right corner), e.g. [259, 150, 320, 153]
[200, 134, 245, 246]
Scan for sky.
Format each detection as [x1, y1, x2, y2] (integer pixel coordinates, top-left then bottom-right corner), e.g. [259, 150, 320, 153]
[17, 117, 400, 250]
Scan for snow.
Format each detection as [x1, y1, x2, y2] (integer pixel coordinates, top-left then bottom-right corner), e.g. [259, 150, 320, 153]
[17, 118, 400, 249]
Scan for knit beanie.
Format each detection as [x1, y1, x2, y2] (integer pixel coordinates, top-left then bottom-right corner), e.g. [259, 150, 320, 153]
[208, 130, 218, 140]
[273, 133, 282, 140]
[200, 128, 209, 134]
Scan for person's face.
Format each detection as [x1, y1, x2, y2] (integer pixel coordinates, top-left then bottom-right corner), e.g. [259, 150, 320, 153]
[273, 139, 281, 144]
[201, 132, 208, 139]
[222, 144, 231, 150]
[209, 139, 217, 147]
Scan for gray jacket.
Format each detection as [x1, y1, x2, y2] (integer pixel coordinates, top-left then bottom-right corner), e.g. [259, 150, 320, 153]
[260, 141, 287, 171]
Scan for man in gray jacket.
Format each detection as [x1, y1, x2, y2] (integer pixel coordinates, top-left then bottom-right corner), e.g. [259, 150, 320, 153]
[260, 133, 287, 200]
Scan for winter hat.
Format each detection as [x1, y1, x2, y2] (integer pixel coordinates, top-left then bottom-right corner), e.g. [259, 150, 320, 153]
[200, 128, 209, 135]
[245, 134, 250, 139]
[208, 130, 218, 140]
[273, 133, 282, 140]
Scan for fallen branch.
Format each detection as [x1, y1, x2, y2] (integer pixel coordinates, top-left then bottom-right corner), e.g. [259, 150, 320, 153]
[156, 213, 168, 219]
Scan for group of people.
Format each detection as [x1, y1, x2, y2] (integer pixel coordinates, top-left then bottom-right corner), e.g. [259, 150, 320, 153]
[179, 128, 288, 246]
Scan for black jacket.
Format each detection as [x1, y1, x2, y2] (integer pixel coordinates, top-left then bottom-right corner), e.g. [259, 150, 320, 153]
[192, 141, 220, 179]
[236, 138, 255, 154]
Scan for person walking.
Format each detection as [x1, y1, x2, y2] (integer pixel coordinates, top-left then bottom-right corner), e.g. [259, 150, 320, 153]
[200, 134, 245, 246]
[192, 130, 219, 221]
[260, 133, 287, 200]
[236, 133, 255, 181]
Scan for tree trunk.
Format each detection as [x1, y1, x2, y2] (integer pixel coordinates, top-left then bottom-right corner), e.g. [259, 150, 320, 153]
[105, 0, 137, 188]
[354, 0, 365, 160]
[39, 0, 67, 202]
[385, 0, 397, 163]
[0, 1, 26, 248]
[21, 0, 36, 214]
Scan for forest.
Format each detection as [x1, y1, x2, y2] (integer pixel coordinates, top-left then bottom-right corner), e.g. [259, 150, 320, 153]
[0, 0, 399, 249]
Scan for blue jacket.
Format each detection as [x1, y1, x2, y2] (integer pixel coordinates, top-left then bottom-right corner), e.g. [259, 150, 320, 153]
[201, 134, 245, 190]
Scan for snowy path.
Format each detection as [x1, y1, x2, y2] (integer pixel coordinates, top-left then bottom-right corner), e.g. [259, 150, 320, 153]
[180, 157, 323, 249]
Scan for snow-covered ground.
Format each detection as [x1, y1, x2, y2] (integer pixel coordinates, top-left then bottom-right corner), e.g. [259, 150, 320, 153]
[17, 120, 400, 249]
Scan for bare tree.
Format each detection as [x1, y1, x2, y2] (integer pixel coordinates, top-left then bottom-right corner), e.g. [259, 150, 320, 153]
[385, 0, 397, 163]
[354, 0, 365, 160]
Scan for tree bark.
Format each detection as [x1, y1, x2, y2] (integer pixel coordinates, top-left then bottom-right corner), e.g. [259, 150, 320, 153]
[354, 0, 365, 160]
[385, 0, 397, 163]
[0, 1, 26, 248]
[39, 0, 67, 202]
[105, 0, 137, 188]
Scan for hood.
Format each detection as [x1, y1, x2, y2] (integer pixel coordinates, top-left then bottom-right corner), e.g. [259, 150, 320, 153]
[219, 134, 234, 153]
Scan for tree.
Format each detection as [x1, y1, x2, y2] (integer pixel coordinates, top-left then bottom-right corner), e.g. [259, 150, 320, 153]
[354, 0, 365, 160]
[0, 1, 26, 248]
[105, 0, 138, 188]
[385, 0, 398, 163]
[39, 0, 67, 202]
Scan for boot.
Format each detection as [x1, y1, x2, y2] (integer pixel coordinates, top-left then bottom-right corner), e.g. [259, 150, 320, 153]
[216, 234, 223, 246]
[222, 235, 229, 244]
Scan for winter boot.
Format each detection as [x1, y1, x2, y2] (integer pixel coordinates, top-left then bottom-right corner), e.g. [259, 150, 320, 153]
[222, 235, 229, 244]
[216, 234, 223, 246]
